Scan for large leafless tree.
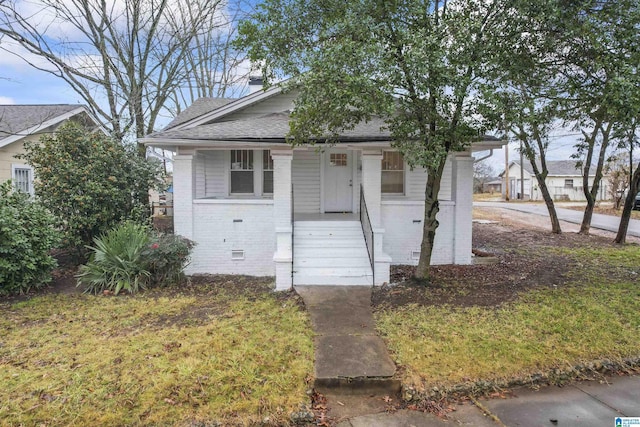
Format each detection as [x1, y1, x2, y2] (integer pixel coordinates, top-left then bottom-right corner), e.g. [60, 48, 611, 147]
[0, 0, 249, 151]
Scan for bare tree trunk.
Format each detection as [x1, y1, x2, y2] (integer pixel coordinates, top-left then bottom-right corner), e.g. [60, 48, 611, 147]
[578, 120, 611, 234]
[516, 117, 562, 234]
[526, 153, 562, 233]
[614, 163, 640, 244]
[415, 157, 447, 281]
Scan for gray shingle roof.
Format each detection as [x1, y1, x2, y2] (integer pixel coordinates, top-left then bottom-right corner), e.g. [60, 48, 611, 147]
[0, 104, 81, 139]
[149, 112, 392, 142]
[521, 159, 596, 176]
[164, 98, 235, 130]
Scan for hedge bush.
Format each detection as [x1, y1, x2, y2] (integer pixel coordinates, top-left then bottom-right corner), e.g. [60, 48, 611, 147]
[0, 181, 61, 295]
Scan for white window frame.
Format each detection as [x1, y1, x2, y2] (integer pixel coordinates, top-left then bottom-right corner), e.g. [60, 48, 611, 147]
[11, 164, 34, 195]
[230, 149, 254, 194]
[564, 179, 574, 189]
[381, 151, 405, 195]
[227, 149, 274, 197]
[262, 150, 274, 195]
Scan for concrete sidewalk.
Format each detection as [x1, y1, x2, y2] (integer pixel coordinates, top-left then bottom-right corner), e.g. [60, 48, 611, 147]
[338, 375, 640, 426]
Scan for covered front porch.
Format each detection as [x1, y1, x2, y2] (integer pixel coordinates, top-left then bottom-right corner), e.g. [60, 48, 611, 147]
[172, 145, 473, 290]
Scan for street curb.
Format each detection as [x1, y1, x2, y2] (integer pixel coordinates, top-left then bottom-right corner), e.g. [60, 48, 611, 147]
[401, 356, 640, 402]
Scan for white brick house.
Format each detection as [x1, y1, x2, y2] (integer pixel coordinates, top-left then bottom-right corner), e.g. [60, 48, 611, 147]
[142, 84, 503, 289]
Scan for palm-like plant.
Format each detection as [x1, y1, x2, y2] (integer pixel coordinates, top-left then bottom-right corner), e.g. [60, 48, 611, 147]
[77, 222, 151, 295]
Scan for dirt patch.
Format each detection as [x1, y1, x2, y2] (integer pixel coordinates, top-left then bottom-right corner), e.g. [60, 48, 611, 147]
[373, 216, 633, 310]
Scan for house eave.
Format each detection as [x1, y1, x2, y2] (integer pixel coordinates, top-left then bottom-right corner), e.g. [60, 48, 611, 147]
[0, 106, 106, 148]
[143, 136, 504, 152]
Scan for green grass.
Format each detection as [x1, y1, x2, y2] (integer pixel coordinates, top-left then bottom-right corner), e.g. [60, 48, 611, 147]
[0, 288, 313, 426]
[376, 245, 640, 391]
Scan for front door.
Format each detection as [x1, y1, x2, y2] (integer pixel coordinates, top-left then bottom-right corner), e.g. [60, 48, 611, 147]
[324, 150, 353, 212]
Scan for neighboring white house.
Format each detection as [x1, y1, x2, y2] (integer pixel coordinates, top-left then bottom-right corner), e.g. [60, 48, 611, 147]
[141, 83, 503, 289]
[0, 104, 102, 194]
[502, 160, 609, 202]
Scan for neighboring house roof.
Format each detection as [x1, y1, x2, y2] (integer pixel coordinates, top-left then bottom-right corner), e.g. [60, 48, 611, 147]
[502, 160, 599, 177]
[0, 104, 101, 148]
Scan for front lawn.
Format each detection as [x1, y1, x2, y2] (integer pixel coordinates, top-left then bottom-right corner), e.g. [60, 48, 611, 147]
[375, 223, 640, 393]
[0, 277, 313, 426]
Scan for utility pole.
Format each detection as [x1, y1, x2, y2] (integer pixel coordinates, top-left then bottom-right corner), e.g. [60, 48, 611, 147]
[504, 145, 510, 201]
[520, 140, 525, 200]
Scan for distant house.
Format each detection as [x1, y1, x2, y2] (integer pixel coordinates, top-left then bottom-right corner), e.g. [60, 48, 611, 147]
[483, 177, 502, 194]
[0, 104, 102, 194]
[142, 83, 504, 289]
[501, 160, 609, 202]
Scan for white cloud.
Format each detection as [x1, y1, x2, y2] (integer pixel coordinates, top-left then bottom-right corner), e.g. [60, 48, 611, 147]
[0, 96, 15, 104]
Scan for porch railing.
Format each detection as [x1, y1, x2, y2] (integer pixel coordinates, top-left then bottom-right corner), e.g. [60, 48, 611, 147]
[291, 186, 295, 285]
[359, 184, 374, 286]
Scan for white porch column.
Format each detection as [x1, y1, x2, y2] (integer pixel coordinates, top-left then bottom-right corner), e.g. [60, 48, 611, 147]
[361, 150, 383, 227]
[173, 154, 195, 240]
[361, 150, 391, 285]
[452, 155, 474, 264]
[272, 150, 293, 290]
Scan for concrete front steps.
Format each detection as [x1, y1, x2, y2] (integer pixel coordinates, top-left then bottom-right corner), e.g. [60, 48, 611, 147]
[293, 220, 373, 286]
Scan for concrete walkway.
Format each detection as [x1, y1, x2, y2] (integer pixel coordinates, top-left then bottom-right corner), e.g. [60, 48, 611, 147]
[475, 201, 640, 237]
[295, 286, 398, 394]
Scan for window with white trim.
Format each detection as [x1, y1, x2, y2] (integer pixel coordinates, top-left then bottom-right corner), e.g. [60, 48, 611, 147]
[263, 150, 273, 194]
[12, 165, 33, 195]
[230, 150, 254, 193]
[381, 151, 404, 194]
[564, 179, 574, 188]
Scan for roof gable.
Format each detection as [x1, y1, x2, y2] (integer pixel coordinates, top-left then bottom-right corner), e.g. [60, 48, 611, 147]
[164, 98, 235, 130]
[168, 83, 288, 131]
[0, 104, 100, 148]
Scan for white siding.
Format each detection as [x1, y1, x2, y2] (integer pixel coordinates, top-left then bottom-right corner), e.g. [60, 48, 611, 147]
[194, 153, 206, 199]
[188, 201, 276, 276]
[381, 201, 456, 265]
[223, 92, 297, 121]
[405, 166, 427, 199]
[292, 150, 321, 213]
[439, 157, 453, 200]
[203, 151, 226, 197]
[387, 156, 452, 200]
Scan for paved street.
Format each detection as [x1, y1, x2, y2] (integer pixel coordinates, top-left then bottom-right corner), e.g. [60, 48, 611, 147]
[474, 201, 640, 237]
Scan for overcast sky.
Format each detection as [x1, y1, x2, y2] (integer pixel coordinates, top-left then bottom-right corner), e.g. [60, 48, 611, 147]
[0, 40, 586, 174]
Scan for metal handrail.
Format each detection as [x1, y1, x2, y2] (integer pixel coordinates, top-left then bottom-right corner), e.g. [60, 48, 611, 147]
[291, 185, 294, 285]
[359, 184, 375, 286]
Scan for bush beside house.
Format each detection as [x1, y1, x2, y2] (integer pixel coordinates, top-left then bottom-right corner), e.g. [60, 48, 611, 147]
[19, 122, 164, 259]
[0, 181, 60, 295]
